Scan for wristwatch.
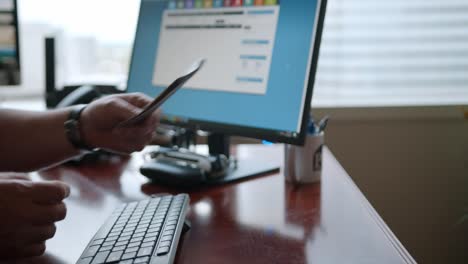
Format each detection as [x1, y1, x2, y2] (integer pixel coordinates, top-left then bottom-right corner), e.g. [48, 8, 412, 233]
[64, 104, 94, 152]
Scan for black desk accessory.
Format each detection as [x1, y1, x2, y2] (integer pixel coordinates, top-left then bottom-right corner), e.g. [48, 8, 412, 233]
[140, 133, 280, 188]
[141, 147, 230, 188]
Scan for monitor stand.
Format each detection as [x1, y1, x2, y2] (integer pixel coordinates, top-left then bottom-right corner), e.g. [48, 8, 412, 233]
[202, 133, 280, 186]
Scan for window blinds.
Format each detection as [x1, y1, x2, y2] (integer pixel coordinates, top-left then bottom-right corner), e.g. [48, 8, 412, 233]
[313, 0, 468, 107]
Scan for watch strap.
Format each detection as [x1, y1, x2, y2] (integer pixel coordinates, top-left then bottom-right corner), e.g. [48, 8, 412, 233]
[64, 104, 93, 151]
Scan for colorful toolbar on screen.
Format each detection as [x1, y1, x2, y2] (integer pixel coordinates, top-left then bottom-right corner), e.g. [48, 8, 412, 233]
[168, 0, 279, 9]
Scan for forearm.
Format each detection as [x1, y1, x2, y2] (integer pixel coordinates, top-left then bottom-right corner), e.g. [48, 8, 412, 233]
[0, 108, 81, 172]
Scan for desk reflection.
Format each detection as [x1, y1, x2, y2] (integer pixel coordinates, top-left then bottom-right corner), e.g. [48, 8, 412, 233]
[10, 145, 412, 264]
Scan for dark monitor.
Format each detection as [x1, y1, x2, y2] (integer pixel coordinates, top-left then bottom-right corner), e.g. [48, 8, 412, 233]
[127, 0, 327, 146]
[0, 0, 20, 86]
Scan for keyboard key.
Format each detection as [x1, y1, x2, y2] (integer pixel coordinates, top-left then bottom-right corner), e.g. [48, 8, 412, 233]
[137, 247, 153, 257]
[140, 220, 151, 225]
[163, 230, 175, 236]
[161, 235, 173, 242]
[121, 251, 137, 260]
[90, 239, 104, 246]
[152, 219, 164, 224]
[165, 225, 176, 231]
[82, 245, 100, 258]
[163, 225, 177, 232]
[102, 241, 115, 247]
[127, 242, 141, 248]
[114, 241, 128, 247]
[125, 247, 139, 253]
[121, 231, 133, 237]
[122, 227, 135, 233]
[108, 232, 120, 238]
[146, 228, 158, 233]
[149, 222, 161, 228]
[152, 219, 164, 225]
[146, 231, 159, 238]
[113, 245, 126, 252]
[77, 257, 93, 264]
[111, 228, 124, 234]
[128, 219, 139, 224]
[134, 256, 150, 264]
[138, 223, 149, 229]
[158, 241, 171, 248]
[141, 242, 155, 248]
[117, 235, 131, 242]
[143, 237, 157, 243]
[143, 236, 158, 242]
[156, 246, 170, 256]
[135, 228, 146, 234]
[91, 251, 110, 264]
[152, 226, 162, 231]
[167, 218, 178, 223]
[106, 251, 123, 262]
[114, 221, 126, 226]
[132, 232, 145, 238]
[98, 246, 112, 252]
[114, 224, 125, 230]
[164, 225, 176, 231]
[104, 236, 118, 243]
[130, 237, 144, 243]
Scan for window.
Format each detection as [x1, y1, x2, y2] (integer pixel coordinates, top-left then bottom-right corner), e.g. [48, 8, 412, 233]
[5, 0, 468, 108]
[313, 0, 468, 107]
[0, 0, 140, 98]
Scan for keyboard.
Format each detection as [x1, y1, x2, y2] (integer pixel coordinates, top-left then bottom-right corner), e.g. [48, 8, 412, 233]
[76, 194, 190, 264]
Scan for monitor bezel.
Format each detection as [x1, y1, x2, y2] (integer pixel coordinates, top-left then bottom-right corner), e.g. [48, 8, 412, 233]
[127, 0, 328, 146]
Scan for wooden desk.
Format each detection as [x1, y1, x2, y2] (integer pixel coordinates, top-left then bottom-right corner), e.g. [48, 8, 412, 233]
[25, 145, 414, 264]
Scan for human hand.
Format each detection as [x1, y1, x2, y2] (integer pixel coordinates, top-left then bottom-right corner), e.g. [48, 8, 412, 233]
[80, 93, 160, 154]
[0, 174, 70, 260]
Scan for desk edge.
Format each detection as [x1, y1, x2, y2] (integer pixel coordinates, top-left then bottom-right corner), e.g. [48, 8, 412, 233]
[326, 148, 418, 264]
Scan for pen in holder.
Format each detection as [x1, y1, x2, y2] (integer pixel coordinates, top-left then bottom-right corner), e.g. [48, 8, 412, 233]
[284, 116, 328, 184]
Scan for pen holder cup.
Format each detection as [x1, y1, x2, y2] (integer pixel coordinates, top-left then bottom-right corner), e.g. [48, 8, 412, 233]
[284, 133, 324, 184]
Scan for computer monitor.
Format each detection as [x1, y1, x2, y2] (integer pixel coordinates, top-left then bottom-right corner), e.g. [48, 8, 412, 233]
[0, 0, 20, 86]
[127, 0, 327, 147]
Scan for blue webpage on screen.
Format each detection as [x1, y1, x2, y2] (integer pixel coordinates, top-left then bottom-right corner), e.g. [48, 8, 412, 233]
[127, 0, 318, 134]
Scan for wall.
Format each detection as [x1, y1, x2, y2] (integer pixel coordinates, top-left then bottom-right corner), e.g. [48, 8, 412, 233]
[313, 106, 468, 264]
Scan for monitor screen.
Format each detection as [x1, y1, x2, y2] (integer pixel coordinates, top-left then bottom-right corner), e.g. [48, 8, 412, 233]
[0, 0, 20, 86]
[128, 0, 326, 145]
